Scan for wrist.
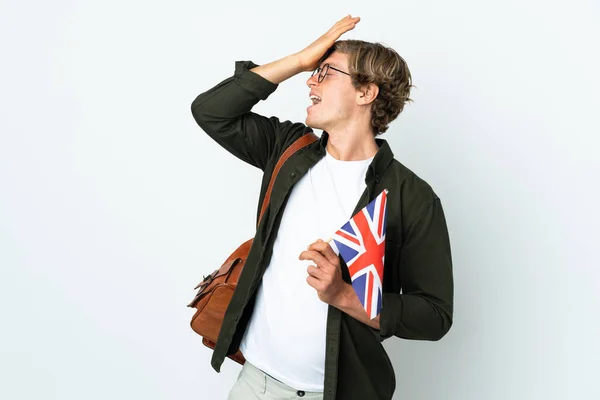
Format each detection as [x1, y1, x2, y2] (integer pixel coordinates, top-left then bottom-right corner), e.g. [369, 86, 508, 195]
[335, 283, 356, 310]
[291, 52, 312, 73]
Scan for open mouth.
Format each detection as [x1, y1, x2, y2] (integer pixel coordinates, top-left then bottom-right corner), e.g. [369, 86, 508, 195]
[309, 95, 322, 105]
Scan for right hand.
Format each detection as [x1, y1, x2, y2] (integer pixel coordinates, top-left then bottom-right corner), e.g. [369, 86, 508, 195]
[296, 15, 361, 72]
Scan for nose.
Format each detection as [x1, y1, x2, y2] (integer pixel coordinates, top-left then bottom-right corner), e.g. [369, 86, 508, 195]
[306, 73, 319, 88]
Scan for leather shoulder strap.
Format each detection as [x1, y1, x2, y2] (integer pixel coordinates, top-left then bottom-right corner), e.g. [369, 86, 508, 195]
[258, 131, 319, 226]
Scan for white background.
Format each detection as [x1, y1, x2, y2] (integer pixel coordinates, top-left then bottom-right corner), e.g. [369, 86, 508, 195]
[1, 1, 599, 399]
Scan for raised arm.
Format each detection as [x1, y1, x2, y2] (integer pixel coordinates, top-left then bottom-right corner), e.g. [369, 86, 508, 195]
[190, 16, 361, 170]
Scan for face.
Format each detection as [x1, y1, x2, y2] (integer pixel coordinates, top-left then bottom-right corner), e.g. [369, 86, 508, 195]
[305, 52, 358, 132]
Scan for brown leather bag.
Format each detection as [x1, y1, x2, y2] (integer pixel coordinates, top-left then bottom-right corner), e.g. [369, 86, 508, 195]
[187, 132, 318, 365]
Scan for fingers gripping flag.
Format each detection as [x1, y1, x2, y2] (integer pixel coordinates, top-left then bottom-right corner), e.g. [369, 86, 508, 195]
[331, 189, 388, 319]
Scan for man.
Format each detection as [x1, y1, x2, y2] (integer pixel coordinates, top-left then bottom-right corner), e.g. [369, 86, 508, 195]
[191, 15, 454, 400]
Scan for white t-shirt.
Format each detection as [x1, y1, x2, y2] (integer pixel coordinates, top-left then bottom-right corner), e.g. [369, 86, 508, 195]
[239, 149, 373, 392]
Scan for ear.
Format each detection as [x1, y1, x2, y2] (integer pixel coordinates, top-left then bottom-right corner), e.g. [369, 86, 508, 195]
[356, 83, 379, 106]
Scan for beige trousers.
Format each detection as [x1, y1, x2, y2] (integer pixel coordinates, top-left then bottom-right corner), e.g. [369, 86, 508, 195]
[227, 361, 324, 400]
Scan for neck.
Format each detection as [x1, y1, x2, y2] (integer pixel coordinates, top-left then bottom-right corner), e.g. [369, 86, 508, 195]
[325, 129, 379, 161]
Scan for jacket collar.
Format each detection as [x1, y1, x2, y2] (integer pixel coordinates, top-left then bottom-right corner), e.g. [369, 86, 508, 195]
[317, 131, 394, 184]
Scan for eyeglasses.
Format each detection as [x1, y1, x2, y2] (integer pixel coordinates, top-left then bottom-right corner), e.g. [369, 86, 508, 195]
[310, 63, 351, 83]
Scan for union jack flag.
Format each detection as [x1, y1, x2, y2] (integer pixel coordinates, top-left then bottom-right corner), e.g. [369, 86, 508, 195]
[331, 189, 388, 319]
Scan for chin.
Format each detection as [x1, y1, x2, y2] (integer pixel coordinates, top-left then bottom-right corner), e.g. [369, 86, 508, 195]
[305, 116, 323, 130]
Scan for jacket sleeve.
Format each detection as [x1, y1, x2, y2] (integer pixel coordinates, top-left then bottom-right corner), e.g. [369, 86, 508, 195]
[379, 198, 454, 341]
[191, 60, 306, 171]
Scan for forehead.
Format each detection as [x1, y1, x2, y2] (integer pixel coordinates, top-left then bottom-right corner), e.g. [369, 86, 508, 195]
[321, 51, 349, 70]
